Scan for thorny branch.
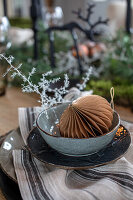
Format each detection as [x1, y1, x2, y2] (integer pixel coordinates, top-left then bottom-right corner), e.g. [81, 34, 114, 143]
[0, 54, 93, 109]
[0, 54, 69, 109]
[76, 66, 93, 90]
[73, 3, 109, 30]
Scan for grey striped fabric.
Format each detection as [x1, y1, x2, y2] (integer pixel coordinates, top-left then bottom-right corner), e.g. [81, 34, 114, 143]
[12, 106, 133, 200]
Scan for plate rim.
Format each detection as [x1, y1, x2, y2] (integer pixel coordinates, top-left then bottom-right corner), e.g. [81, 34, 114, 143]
[0, 166, 22, 200]
[0, 162, 17, 183]
[26, 125, 131, 170]
[0, 128, 21, 183]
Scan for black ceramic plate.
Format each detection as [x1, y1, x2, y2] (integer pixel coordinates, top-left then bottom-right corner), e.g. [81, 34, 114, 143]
[0, 168, 22, 200]
[27, 125, 131, 170]
[0, 133, 22, 200]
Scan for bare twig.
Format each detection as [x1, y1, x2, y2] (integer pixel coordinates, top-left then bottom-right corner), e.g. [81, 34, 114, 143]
[86, 3, 95, 26]
[91, 17, 109, 29]
[73, 3, 109, 30]
[73, 4, 95, 26]
[72, 8, 87, 22]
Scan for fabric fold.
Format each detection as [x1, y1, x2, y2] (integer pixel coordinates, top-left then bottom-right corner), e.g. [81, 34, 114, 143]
[18, 107, 41, 144]
[13, 146, 133, 200]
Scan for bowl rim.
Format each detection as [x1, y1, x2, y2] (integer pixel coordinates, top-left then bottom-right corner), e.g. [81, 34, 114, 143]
[36, 103, 120, 140]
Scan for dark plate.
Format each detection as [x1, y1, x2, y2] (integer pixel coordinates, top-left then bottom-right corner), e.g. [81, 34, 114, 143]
[0, 133, 22, 200]
[27, 125, 131, 170]
[0, 168, 22, 200]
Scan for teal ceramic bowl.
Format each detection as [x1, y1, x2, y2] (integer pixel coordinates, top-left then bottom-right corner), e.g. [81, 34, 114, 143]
[36, 102, 120, 156]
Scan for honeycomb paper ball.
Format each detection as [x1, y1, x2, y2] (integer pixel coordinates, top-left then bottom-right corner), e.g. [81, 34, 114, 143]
[59, 95, 113, 138]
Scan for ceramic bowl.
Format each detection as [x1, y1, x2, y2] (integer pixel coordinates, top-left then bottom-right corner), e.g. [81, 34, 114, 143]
[36, 102, 120, 156]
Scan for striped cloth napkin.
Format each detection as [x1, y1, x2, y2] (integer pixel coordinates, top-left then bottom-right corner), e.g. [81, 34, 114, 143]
[12, 90, 133, 200]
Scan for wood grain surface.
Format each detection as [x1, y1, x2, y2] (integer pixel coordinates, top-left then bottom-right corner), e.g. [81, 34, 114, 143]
[0, 87, 39, 136]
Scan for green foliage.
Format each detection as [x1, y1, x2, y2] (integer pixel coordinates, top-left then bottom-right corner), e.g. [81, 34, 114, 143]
[90, 30, 133, 107]
[86, 79, 133, 106]
[9, 17, 32, 28]
[102, 30, 133, 83]
[38, 21, 73, 54]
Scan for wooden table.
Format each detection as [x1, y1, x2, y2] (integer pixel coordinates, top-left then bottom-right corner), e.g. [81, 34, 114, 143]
[0, 87, 39, 136]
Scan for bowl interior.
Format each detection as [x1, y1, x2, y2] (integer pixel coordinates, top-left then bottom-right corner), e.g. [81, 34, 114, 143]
[37, 102, 70, 137]
[36, 102, 120, 138]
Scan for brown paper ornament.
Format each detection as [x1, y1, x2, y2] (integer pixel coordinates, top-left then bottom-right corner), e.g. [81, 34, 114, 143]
[59, 95, 113, 138]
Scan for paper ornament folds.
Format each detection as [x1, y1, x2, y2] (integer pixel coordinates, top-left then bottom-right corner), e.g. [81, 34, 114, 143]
[59, 95, 113, 138]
